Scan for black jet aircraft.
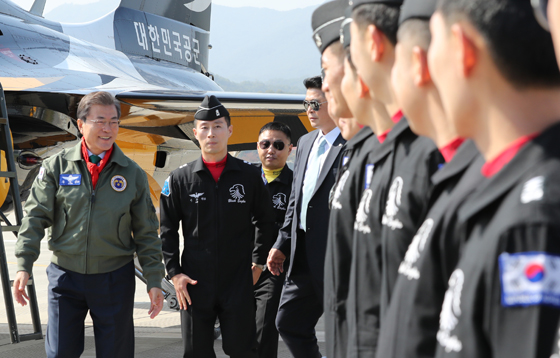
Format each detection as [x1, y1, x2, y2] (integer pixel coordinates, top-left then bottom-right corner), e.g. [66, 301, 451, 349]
[0, 0, 310, 207]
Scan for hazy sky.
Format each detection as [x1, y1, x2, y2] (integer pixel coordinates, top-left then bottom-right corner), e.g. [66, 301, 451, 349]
[18, 0, 326, 14]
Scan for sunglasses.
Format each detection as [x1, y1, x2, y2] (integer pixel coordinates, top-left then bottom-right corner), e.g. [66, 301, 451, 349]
[258, 140, 286, 151]
[303, 99, 327, 112]
[532, 0, 549, 31]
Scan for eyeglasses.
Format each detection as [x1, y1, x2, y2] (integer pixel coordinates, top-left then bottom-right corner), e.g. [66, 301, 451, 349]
[532, 0, 549, 31]
[258, 140, 286, 151]
[303, 99, 327, 112]
[88, 119, 120, 128]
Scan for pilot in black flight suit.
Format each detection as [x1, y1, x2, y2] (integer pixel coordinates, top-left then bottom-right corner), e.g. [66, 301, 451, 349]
[160, 95, 275, 358]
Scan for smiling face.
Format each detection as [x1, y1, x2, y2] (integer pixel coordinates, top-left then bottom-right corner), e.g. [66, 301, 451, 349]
[193, 117, 233, 159]
[257, 129, 293, 170]
[77, 104, 119, 155]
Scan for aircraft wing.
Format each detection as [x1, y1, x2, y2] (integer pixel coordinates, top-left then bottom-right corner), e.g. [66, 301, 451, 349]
[117, 90, 310, 151]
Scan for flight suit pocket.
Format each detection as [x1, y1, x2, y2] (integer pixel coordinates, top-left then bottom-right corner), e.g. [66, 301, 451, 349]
[117, 213, 132, 248]
[50, 208, 67, 242]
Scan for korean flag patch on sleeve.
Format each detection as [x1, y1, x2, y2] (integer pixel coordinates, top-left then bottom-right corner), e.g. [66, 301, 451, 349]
[499, 252, 560, 308]
[161, 176, 171, 197]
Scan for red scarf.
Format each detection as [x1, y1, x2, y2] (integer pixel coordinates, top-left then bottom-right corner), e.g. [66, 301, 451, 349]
[203, 155, 227, 183]
[439, 137, 465, 163]
[81, 139, 114, 189]
[378, 110, 403, 144]
[481, 134, 538, 178]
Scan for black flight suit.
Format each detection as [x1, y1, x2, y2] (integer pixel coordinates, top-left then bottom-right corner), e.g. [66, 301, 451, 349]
[347, 118, 443, 358]
[376, 140, 484, 358]
[160, 154, 275, 358]
[435, 123, 560, 358]
[253, 163, 293, 358]
[324, 127, 377, 358]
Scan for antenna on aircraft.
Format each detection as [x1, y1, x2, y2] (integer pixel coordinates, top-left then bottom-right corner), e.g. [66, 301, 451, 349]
[29, 0, 46, 17]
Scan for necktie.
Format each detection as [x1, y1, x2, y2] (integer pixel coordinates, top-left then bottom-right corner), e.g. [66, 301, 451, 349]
[89, 154, 101, 165]
[300, 137, 327, 231]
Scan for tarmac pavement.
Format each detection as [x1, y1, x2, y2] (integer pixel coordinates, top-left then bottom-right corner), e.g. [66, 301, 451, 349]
[0, 229, 326, 357]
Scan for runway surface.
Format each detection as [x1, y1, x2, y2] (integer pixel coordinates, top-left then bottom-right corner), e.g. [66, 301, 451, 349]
[0, 230, 326, 357]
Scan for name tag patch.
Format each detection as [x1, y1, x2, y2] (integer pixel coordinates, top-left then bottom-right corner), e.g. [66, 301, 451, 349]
[499, 252, 560, 308]
[364, 164, 374, 189]
[161, 177, 170, 197]
[59, 174, 81, 186]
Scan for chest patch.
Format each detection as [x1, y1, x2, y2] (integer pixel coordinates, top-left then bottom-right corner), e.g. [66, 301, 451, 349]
[499, 252, 560, 308]
[382, 176, 404, 230]
[111, 175, 127, 192]
[332, 170, 350, 210]
[59, 174, 81, 186]
[228, 184, 246, 203]
[272, 193, 287, 210]
[364, 164, 374, 190]
[521, 176, 544, 204]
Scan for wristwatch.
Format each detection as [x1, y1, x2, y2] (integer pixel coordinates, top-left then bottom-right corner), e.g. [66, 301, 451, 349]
[252, 263, 266, 271]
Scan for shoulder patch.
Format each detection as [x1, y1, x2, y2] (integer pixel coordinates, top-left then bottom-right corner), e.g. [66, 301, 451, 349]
[161, 176, 171, 197]
[499, 252, 560, 307]
[38, 166, 45, 181]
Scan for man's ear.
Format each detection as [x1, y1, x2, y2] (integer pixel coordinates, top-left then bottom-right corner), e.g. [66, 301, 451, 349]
[451, 22, 478, 78]
[192, 127, 198, 139]
[77, 119, 84, 134]
[370, 24, 385, 62]
[358, 76, 371, 98]
[228, 125, 233, 138]
[412, 46, 431, 87]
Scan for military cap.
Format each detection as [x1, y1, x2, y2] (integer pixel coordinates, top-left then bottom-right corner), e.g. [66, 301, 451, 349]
[194, 95, 229, 121]
[399, 0, 437, 24]
[340, 6, 353, 49]
[349, 0, 403, 11]
[312, 0, 347, 54]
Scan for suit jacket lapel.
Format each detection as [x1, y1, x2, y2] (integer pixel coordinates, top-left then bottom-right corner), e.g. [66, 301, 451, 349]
[313, 133, 345, 196]
[295, 131, 319, 213]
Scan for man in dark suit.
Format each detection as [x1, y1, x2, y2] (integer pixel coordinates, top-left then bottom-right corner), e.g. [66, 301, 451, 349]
[267, 75, 346, 358]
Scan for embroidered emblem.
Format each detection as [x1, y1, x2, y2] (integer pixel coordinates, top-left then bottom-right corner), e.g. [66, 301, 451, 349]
[437, 269, 464, 353]
[38, 167, 45, 181]
[382, 176, 404, 230]
[59, 174, 81, 186]
[189, 192, 205, 203]
[398, 218, 434, 280]
[499, 252, 560, 308]
[521, 176, 544, 204]
[216, 109, 220, 117]
[332, 170, 350, 210]
[161, 177, 170, 197]
[354, 189, 373, 234]
[111, 175, 127, 192]
[228, 184, 246, 203]
[314, 33, 322, 48]
[272, 193, 287, 210]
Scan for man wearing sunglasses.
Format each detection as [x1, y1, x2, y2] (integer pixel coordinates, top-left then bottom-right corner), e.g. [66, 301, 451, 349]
[253, 122, 294, 358]
[268, 72, 346, 356]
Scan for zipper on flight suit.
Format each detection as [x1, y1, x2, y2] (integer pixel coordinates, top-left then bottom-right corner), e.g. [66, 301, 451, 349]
[82, 162, 111, 273]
